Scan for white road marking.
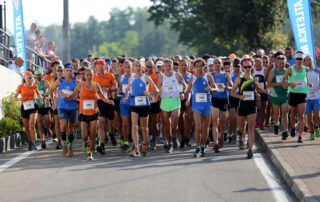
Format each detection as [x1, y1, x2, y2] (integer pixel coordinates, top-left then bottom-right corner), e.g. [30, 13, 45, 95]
[254, 153, 293, 202]
[0, 140, 52, 173]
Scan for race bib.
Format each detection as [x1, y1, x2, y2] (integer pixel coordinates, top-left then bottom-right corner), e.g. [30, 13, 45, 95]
[163, 84, 176, 93]
[294, 80, 305, 88]
[134, 96, 147, 106]
[276, 75, 283, 83]
[83, 100, 94, 110]
[308, 91, 317, 99]
[62, 89, 73, 97]
[23, 101, 35, 110]
[243, 91, 255, 101]
[195, 93, 207, 103]
[122, 84, 128, 94]
[38, 90, 44, 95]
[217, 83, 225, 92]
[259, 82, 265, 89]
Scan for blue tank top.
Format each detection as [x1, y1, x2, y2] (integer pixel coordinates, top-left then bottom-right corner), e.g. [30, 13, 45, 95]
[120, 75, 130, 105]
[231, 72, 240, 83]
[211, 72, 228, 99]
[191, 74, 211, 106]
[57, 77, 78, 110]
[129, 74, 150, 107]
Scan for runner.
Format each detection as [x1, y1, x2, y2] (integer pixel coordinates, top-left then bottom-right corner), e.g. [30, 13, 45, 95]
[51, 63, 78, 156]
[185, 58, 217, 157]
[118, 60, 133, 151]
[280, 52, 309, 143]
[210, 58, 233, 152]
[267, 54, 289, 139]
[68, 68, 113, 160]
[231, 57, 258, 159]
[228, 58, 241, 144]
[14, 71, 41, 151]
[93, 60, 118, 154]
[123, 59, 159, 157]
[304, 55, 320, 140]
[34, 69, 52, 149]
[158, 58, 186, 153]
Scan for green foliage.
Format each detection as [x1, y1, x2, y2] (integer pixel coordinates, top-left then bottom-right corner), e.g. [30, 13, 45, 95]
[148, 0, 288, 55]
[0, 94, 22, 138]
[42, 8, 191, 59]
[0, 117, 21, 138]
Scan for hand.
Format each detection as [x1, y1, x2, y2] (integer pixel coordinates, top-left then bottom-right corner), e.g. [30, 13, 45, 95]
[290, 83, 296, 88]
[217, 83, 225, 89]
[308, 82, 313, 88]
[107, 99, 114, 105]
[60, 91, 68, 99]
[180, 93, 185, 101]
[144, 91, 150, 96]
[240, 95, 246, 100]
[205, 87, 211, 93]
[123, 97, 128, 103]
[185, 100, 190, 107]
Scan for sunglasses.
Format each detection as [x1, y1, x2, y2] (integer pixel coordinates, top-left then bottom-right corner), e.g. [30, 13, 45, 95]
[79, 73, 84, 75]
[277, 58, 285, 60]
[214, 62, 221, 64]
[35, 74, 41, 77]
[243, 66, 252, 69]
[296, 58, 303, 60]
[26, 76, 33, 79]
[56, 70, 63, 72]
[146, 65, 153, 68]
[234, 66, 240, 68]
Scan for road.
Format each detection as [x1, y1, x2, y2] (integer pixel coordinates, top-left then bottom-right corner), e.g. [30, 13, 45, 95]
[0, 139, 294, 202]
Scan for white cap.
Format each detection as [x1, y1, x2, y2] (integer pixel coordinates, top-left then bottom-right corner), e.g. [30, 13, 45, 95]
[156, 61, 164, 67]
[295, 53, 304, 59]
[207, 58, 214, 66]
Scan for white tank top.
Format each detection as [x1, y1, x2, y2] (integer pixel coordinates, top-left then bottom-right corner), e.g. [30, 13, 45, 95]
[161, 72, 180, 98]
[307, 71, 319, 100]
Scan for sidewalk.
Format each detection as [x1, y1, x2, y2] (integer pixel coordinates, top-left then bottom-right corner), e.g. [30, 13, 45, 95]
[256, 127, 320, 202]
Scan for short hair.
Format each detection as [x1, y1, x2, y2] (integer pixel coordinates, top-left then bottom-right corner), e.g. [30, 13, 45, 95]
[194, 58, 206, 67]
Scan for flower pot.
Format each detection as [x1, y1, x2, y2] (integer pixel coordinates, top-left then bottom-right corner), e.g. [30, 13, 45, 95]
[15, 133, 21, 147]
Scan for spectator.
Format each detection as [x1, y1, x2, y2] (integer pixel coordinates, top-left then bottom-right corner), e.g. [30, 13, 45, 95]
[44, 41, 58, 62]
[25, 23, 38, 48]
[34, 29, 47, 54]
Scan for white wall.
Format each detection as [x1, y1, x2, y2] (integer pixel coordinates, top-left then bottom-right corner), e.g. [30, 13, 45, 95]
[0, 65, 22, 118]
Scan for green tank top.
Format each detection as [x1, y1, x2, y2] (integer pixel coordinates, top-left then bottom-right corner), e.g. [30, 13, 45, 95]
[36, 80, 50, 108]
[269, 68, 288, 98]
[288, 66, 308, 94]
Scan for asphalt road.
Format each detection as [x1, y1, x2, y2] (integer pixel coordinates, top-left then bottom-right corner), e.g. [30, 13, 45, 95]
[0, 139, 294, 202]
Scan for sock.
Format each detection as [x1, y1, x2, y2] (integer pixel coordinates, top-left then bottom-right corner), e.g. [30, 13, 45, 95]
[100, 143, 105, 148]
[67, 133, 74, 148]
[61, 132, 67, 147]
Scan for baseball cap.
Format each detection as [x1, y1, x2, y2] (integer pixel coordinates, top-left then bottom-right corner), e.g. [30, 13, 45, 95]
[96, 60, 106, 66]
[64, 63, 74, 70]
[56, 65, 64, 71]
[295, 53, 304, 59]
[34, 69, 43, 76]
[24, 71, 33, 78]
[156, 61, 164, 67]
[207, 58, 214, 66]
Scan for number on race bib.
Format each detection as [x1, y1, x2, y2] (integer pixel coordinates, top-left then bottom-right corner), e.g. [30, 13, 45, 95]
[122, 84, 128, 94]
[294, 81, 305, 88]
[243, 91, 255, 101]
[276, 75, 283, 83]
[308, 91, 317, 99]
[195, 93, 207, 103]
[134, 96, 147, 106]
[62, 89, 73, 97]
[164, 84, 176, 93]
[217, 83, 225, 92]
[23, 101, 35, 110]
[83, 100, 94, 110]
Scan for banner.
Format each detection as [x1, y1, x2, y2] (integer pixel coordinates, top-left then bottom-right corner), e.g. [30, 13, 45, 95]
[12, 0, 27, 73]
[287, 0, 316, 69]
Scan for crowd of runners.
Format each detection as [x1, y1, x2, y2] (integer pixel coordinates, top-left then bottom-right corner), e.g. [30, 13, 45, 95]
[13, 47, 320, 160]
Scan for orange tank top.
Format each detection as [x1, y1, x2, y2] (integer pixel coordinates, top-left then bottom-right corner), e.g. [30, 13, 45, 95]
[18, 84, 38, 102]
[79, 82, 98, 116]
[148, 72, 159, 101]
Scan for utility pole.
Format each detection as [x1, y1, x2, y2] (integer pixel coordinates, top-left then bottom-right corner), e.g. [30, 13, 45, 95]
[63, 0, 70, 63]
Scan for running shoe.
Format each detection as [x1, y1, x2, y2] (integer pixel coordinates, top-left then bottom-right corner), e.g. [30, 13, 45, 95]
[41, 141, 46, 149]
[31, 143, 38, 151]
[67, 148, 74, 157]
[97, 145, 106, 155]
[228, 135, 232, 144]
[61, 147, 68, 156]
[290, 127, 296, 137]
[122, 144, 130, 152]
[247, 150, 253, 159]
[185, 137, 192, 147]
[223, 132, 228, 142]
[297, 136, 303, 143]
[231, 135, 237, 145]
[193, 147, 201, 158]
[55, 141, 62, 150]
[200, 145, 206, 157]
[167, 144, 174, 154]
[141, 143, 148, 157]
[282, 132, 288, 140]
[274, 125, 279, 135]
[87, 152, 94, 161]
[129, 148, 140, 157]
[213, 144, 220, 153]
[172, 137, 180, 149]
[28, 142, 32, 151]
[310, 132, 315, 141]
[239, 140, 245, 150]
[82, 143, 88, 152]
[180, 136, 186, 149]
[315, 128, 320, 138]
[149, 136, 157, 150]
[110, 133, 117, 146]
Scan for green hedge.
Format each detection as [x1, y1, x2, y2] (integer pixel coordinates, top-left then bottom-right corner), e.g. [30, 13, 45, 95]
[0, 93, 22, 138]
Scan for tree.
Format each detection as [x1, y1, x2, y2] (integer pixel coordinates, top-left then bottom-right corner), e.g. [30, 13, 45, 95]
[148, 0, 288, 55]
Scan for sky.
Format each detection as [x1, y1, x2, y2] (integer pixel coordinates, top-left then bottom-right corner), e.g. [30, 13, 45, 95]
[4, 0, 151, 32]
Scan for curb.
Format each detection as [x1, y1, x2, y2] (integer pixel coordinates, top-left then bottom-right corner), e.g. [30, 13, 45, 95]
[255, 130, 318, 202]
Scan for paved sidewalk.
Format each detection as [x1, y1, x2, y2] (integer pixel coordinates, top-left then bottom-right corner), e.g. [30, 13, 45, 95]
[256, 127, 320, 202]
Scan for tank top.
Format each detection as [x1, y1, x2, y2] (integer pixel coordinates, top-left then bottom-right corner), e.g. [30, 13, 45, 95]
[253, 67, 266, 92]
[149, 72, 159, 103]
[211, 72, 228, 99]
[230, 72, 241, 95]
[129, 74, 150, 107]
[18, 84, 38, 110]
[79, 82, 98, 115]
[307, 70, 319, 100]
[120, 75, 130, 105]
[269, 68, 288, 98]
[57, 77, 78, 110]
[288, 66, 308, 94]
[36, 80, 50, 108]
[239, 75, 256, 106]
[191, 73, 211, 106]
[161, 72, 180, 98]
